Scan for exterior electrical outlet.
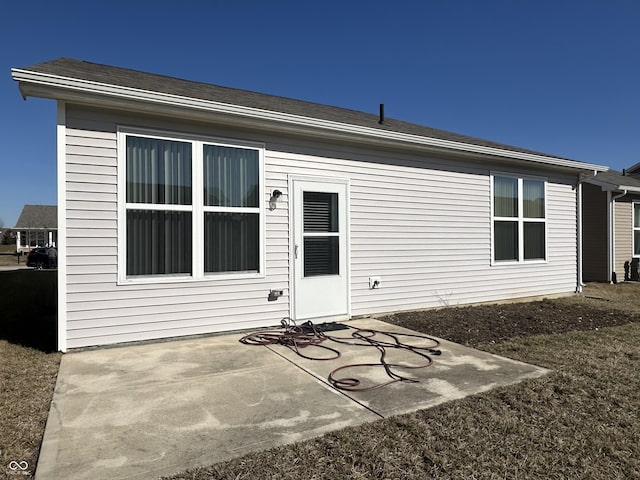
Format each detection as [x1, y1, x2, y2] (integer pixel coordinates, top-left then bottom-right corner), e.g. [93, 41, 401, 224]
[268, 289, 284, 301]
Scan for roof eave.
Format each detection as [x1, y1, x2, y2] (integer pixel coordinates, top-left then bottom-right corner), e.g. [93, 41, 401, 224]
[12, 67, 608, 173]
[617, 185, 640, 193]
[584, 177, 640, 193]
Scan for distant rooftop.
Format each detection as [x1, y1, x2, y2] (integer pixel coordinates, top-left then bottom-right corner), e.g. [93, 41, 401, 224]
[15, 205, 57, 228]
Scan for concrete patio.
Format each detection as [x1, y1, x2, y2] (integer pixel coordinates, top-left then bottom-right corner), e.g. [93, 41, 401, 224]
[35, 318, 549, 480]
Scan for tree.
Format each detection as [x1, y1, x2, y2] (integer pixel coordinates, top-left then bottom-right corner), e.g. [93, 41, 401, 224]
[2, 229, 15, 245]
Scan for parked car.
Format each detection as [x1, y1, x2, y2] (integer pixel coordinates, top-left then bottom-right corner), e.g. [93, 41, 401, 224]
[27, 248, 51, 269]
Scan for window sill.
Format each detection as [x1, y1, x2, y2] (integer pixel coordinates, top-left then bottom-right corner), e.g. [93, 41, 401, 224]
[117, 271, 265, 286]
[491, 259, 548, 267]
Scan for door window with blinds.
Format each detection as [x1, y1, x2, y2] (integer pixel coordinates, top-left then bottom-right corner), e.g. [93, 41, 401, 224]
[303, 191, 339, 276]
[492, 174, 546, 263]
[120, 129, 264, 282]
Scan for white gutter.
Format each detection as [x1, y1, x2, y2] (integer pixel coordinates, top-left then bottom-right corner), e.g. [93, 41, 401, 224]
[12, 68, 608, 172]
[56, 101, 67, 352]
[577, 181, 584, 292]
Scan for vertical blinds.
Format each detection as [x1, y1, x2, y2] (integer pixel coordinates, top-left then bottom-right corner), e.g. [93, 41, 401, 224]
[126, 136, 192, 205]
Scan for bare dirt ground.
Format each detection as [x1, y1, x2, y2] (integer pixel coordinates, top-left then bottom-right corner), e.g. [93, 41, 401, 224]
[387, 283, 640, 347]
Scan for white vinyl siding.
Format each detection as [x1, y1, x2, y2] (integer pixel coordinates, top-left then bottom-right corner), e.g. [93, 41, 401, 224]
[63, 104, 580, 348]
[63, 107, 287, 348]
[268, 148, 574, 316]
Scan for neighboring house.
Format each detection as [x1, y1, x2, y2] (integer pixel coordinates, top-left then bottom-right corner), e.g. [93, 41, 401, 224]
[14, 204, 58, 253]
[582, 169, 640, 283]
[12, 58, 607, 351]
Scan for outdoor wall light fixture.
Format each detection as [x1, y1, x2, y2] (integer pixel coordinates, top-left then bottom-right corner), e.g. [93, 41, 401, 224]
[269, 189, 282, 210]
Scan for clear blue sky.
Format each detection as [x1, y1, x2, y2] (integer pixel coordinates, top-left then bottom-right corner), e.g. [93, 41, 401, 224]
[1, 0, 639, 226]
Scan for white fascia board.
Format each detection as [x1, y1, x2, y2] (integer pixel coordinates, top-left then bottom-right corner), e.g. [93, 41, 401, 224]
[12, 68, 609, 172]
[617, 185, 640, 193]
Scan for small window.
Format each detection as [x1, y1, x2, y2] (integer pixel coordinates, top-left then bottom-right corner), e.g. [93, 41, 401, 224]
[492, 174, 546, 263]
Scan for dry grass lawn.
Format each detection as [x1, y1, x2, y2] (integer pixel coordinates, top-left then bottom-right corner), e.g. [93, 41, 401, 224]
[0, 343, 61, 476]
[0, 269, 59, 477]
[0, 243, 24, 267]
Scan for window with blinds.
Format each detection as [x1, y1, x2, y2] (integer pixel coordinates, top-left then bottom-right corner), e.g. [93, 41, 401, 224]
[122, 130, 263, 280]
[492, 174, 546, 263]
[303, 191, 339, 276]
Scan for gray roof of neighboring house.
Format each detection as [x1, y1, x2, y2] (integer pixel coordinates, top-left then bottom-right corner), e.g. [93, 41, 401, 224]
[15, 205, 57, 229]
[587, 169, 640, 193]
[626, 162, 640, 175]
[16, 57, 583, 163]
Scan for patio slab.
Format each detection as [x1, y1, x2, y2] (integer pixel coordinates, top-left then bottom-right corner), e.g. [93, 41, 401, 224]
[35, 319, 548, 480]
[270, 318, 549, 418]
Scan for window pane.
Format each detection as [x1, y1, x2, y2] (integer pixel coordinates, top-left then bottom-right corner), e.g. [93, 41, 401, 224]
[304, 192, 338, 232]
[204, 145, 259, 207]
[494, 221, 518, 261]
[494, 176, 518, 217]
[127, 210, 192, 275]
[304, 236, 339, 276]
[126, 136, 192, 205]
[634, 204, 640, 228]
[205, 213, 259, 273]
[523, 180, 545, 218]
[524, 222, 545, 260]
[635, 231, 640, 256]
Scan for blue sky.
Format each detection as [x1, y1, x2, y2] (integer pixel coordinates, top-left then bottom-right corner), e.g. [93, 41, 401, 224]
[1, 0, 639, 226]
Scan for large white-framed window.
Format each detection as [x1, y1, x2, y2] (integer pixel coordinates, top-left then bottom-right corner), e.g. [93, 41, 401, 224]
[118, 127, 265, 283]
[491, 173, 546, 264]
[633, 202, 640, 257]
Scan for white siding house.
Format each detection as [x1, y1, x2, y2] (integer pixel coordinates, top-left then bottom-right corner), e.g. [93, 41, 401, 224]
[14, 204, 58, 253]
[12, 58, 607, 351]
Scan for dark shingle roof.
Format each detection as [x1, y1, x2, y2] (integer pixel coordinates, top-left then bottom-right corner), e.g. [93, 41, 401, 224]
[626, 162, 640, 175]
[18, 57, 577, 161]
[589, 170, 640, 191]
[15, 205, 57, 229]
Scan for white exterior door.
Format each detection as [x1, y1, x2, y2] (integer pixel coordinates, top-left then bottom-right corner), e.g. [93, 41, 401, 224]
[290, 176, 349, 321]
